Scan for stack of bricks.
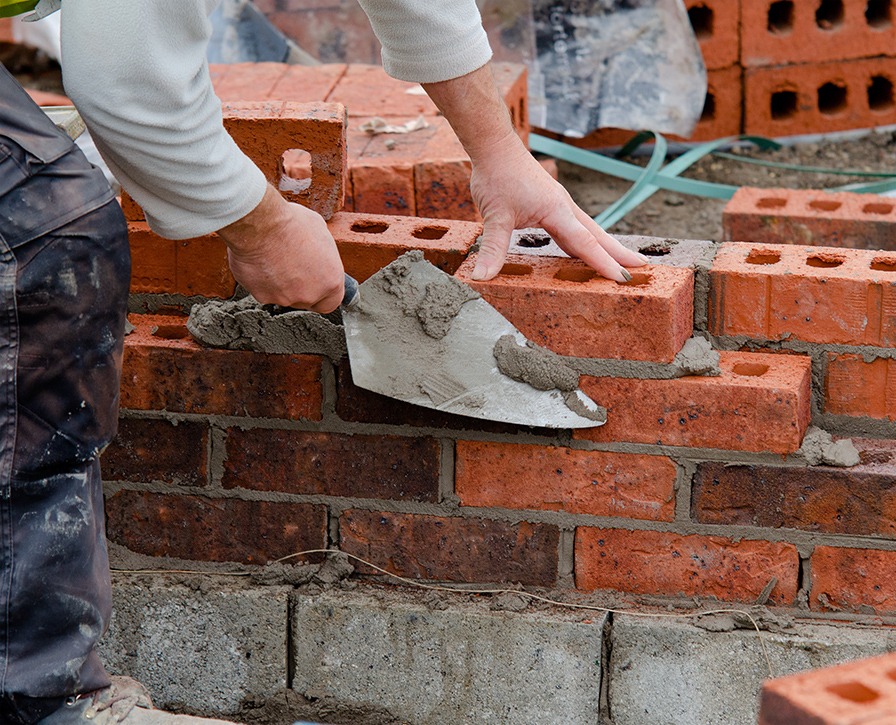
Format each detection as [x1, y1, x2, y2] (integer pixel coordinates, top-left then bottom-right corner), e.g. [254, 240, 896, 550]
[569, 0, 896, 147]
[111, 80, 896, 613]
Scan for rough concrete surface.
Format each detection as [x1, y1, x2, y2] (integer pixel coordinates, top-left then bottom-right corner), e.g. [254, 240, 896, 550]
[609, 614, 896, 725]
[291, 589, 605, 725]
[99, 578, 289, 717]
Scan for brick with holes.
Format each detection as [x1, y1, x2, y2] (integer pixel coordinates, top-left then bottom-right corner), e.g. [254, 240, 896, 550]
[710, 242, 896, 346]
[759, 652, 896, 724]
[685, 0, 740, 70]
[455, 253, 694, 362]
[824, 353, 896, 421]
[744, 56, 896, 137]
[574, 351, 812, 454]
[741, 0, 896, 68]
[328, 211, 482, 281]
[723, 187, 896, 250]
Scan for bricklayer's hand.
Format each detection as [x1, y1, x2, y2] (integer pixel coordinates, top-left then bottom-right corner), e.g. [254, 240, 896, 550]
[218, 184, 345, 313]
[469, 132, 648, 282]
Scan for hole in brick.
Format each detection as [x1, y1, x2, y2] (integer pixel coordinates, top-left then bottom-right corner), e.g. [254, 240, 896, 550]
[771, 90, 798, 120]
[412, 225, 449, 240]
[757, 197, 787, 209]
[151, 324, 189, 340]
[871, 257, 896, 271]
[768, 0, 795, 32]
[746, 249, 782, 265]
[509, 105, 517, 127]
[351, 220, 390, 234]
[640, 241, 675, 256]
[818, 82, 848, 115]
[554, 267, 598, 283]
[700, 92, 716, 122]
[732, 362, 769, 377]
[688, 4, 714, 39]
[499, 263, 533, 276]
[516, 231, 552, 248]
[279, 148, 312, 193]
[519, 98, 526, 128]
[866, 0, 892, 28]
[816, 0, 845, 29]
[622, 272, 652, 286]
[868, 75, 895, 111]
[808, 199, 842, 211]
[806, 253, 845, 268]
[864, 202, 894, 214]
[827, 681, 880, 704]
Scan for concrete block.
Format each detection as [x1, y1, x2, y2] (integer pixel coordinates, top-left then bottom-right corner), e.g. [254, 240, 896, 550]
[609, 614, 896, 725]
[99, 579, 289, 716]
[291, 589, 604, 725]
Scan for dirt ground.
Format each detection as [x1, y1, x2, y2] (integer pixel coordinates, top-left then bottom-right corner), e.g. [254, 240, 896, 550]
[8, 42, 896, 243]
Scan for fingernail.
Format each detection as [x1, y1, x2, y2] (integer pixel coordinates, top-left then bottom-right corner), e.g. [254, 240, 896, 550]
[636, 253, 650, 264]
[471, 264, 487, 281]
[620, 269, 632, 283]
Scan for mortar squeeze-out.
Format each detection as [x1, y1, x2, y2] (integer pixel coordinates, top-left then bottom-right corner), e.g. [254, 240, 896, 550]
[343, 251, 607, 427]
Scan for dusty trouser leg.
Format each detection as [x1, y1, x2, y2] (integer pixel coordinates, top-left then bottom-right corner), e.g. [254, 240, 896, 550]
[0, 65, 131, 725]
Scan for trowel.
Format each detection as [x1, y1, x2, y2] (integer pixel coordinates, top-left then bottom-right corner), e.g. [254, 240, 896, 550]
[340, 251, 606, 428]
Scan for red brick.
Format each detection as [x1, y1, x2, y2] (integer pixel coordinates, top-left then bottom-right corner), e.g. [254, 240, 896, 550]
[575, 351, 812, 454]
[101, 418, 208, 487]
[350, 162, 416, 216]
[413, 121, 478, 221]
[105, 490, 327, 564]
[25, 88, 71, 106]
[455, 441, 676, 520]
[575, 527, 799, 604]
[128, 222, 235, 298]
[121, 314, 323, 420]
[810, 546, 896, 613]
[339, 510, 560, 586]
[741, 0, 896, 68]
[328, 211, 481, 282]
[692, 440, 896, 536]
[210, 62, 289, 101]
[222, 428, 440, 502]
[744, 57, 896, 138]
[491, 61, 530, 142]
[455, 254, 694, 362]
[759, 652, 896, 725]
[0, 18, 13, 43]
[825, 353, 896, 421]
[686, 0, 740, 70]
[328, 64, 440, 118]
[221, 101, 347, 219]
[723, 186, 896, 250]
[119, 192, 145, 222]
[265, 9, 382, 66]
[711, 242, 896, 347]
[268, 63, 346, 102]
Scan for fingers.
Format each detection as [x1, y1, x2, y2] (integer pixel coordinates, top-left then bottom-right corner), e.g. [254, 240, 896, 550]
[472, 215, 514, 281]
[571, 207, 650, 269]
[540, 211, 636, 283]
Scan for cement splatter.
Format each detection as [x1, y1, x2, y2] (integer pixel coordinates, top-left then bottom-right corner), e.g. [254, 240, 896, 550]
[493, 334, 579, 391]
[798, 426, 861, 467]
[673, 336, 721, 376]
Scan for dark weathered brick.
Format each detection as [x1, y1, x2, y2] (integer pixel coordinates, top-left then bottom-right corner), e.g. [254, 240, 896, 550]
[101, 418, 208, 486]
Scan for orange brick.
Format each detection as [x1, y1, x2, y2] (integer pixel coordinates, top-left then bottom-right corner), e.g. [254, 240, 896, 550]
[121, 314, 323, 420]
[328, 64, 440, 118]
[221, 100, 347, 219]
[759, 652, 896, 725]
[491, 61, 530, 142]
[744, 57, 896, 137]
[741, 0, 896, 68]
[575, 351, 812, 454]
[328, 211, 481, 282]
[710, 242, 896, 346]
[128, 222, 235, 298]
[350, 162, 416, 216]
[686, 0, 740, 70]
[210, 62, 289, 101]
[268, 63, 347, 101]
[575, 527, 800, 604]
[825, 353, 896, 420]
[810, 546, 896, 614]
[455, 441, 676, 520]
[455, 254, 694, 362]
[724, 186, 896, 250]
[118, 192, 144, 222]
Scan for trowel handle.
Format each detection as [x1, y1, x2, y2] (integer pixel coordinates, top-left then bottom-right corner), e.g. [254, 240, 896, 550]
[342, 273, 360, 308]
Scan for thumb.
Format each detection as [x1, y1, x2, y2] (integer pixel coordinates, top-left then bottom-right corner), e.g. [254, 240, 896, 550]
[471, 217, 514, 281]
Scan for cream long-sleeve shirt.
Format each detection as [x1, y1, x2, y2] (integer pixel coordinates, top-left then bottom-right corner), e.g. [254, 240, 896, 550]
[59, 1, 491, 240]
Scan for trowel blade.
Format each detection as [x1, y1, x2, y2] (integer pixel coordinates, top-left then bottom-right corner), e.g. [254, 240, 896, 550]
[342, 252, 606, 428]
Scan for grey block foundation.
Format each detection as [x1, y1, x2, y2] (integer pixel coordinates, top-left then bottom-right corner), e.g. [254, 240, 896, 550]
[608, 615, 896, 725]
[291, 589, 606, 725]
[99, 579, 290, 716]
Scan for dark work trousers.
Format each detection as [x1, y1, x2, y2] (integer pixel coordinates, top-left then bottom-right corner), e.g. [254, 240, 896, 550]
[0, 65, 131, 724]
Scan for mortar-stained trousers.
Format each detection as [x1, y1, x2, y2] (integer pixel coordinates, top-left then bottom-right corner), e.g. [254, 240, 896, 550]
[0, 64, 131, 724]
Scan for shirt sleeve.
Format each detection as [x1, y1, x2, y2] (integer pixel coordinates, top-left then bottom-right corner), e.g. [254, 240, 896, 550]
[356, 0, 493, 84]
[59, 0, 267, 240]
